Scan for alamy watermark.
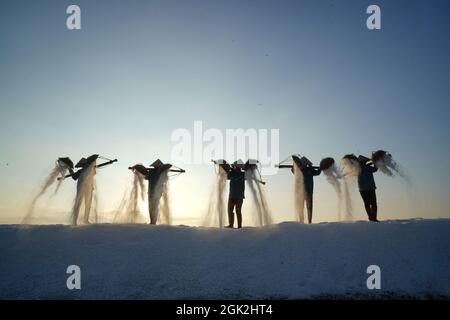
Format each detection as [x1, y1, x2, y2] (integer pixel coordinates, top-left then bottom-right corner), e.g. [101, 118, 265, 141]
[66, 265, 81, 290]
[65, 4, 381, 31]
[367, 5, 381, 30]
[171, 121, 280, 175]
[66, 5, 81, 30]
[366, 265, 381, 290]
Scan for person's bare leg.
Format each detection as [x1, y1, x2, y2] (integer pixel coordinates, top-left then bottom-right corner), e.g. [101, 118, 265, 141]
[371, 190, 378, 221]
[150, 199, 160, 224]
[306, 193, 313, 224]
[236, 200, 243, 228]
[148, 193, 154, 224]
[148, 192, 159, 224]
[226, 199, 235, 228]
[360, 191, 373, 220]
[149, 204, 156, 224]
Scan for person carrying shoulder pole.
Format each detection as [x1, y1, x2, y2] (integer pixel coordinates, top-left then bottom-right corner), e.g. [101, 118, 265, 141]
[299, 157, 321, 224]
[277, 155, 321, 224]
[220, 160, 246, 229]
[130, 159, 185, 225]
[357, 155, 379, 222]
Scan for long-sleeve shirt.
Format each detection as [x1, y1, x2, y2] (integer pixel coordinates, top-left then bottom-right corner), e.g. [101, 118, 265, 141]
[228, 170, 246, 200]
[147, 168, 161, 195]
[147, 164, 172, 194]
[358, 164, 378, 191]
[302, 167, 321, 195]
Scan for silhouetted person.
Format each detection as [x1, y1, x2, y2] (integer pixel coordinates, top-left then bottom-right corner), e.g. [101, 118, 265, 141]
[71, 155, 98, 225]
[70, 155, 116, 225]
[58, 155, 116, 225]
[279, 156, 321, 224]
[128, 161, 184, 225]
[226, 161, 246, 229]
[358, 156, 379, 222]
[302, 166, 321, 224]
[293, 157, 321, 224]
[147, 160, 172, 224]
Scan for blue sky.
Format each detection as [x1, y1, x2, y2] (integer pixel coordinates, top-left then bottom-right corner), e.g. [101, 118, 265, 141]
[1, 0, 449, 224]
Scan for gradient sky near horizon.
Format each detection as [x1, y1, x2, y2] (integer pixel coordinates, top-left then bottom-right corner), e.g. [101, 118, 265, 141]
[1, 0, 450, 225]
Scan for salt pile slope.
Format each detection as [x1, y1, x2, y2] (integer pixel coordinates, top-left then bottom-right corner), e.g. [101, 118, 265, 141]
[0, 219, 449, 299]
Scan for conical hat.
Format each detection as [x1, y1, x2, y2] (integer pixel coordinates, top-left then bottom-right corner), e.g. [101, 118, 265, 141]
[86, 154, 99, 163]
[244, 159, 258, 170]
[300, 156, 313, 167]
[130, 164, 148, 176]
[150, 159, 164, 168]
[292, 155, 302, 168]
[358, 155, 371, 163]
[75, 154, 99, 168]
[216, 159, 227, 165]
[58, 157, 74, 169]
[232, 159, 245, 169]
[75, 158, 87, 168]
[372, 150, 388, 163]
[343, 154, 358, 162]
[320, 157, 335, 170]
[216, 160, 230, 172]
